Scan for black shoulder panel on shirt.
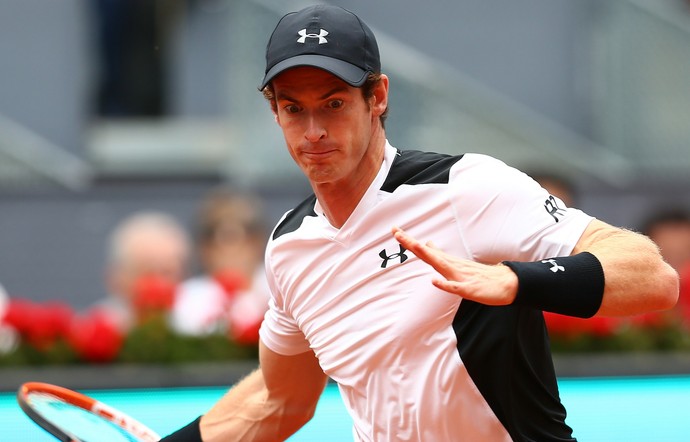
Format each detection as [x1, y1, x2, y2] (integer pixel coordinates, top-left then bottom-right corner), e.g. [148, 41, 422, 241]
[380, 149, 464, 193]
[272, 194, 318, 240]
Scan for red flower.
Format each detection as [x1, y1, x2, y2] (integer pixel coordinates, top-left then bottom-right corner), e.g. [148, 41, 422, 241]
[544, 312, 619, 338]
[1, 299, 74, 350]
[31, 301, 74, 349]
[2, 298, 35, 334]
[68, 310, 124, 363]
[587, 315, 620, 337]
[229, 320, 261, 345]
[213, 269, 249, 301]
[132, 275, 177, 313]
[628, 311, 673, 329]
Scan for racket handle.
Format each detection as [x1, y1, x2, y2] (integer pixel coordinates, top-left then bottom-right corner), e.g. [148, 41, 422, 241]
[159, 416, 202, 442]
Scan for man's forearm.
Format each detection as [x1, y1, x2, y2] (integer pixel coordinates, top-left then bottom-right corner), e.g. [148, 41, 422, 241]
[199, 369, 317, 442]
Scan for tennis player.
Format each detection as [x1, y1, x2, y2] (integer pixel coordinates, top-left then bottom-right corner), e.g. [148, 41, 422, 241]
[161, 5, 679, 441]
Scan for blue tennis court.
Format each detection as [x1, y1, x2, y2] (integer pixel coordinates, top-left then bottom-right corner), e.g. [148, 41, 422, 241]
[2, 375, 690, 441]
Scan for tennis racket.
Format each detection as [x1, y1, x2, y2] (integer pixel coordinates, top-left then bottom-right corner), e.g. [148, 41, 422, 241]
[17, 381, 160, 442]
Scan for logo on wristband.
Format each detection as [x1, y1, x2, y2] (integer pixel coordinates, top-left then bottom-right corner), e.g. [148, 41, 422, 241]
[541, 259, 565, 273]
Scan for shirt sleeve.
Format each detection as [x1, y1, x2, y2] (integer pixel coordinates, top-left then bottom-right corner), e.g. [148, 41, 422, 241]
[258, 254, 312, 356]
[451, 154, 594, 263]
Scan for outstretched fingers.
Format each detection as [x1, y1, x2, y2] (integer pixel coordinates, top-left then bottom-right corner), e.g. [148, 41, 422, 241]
[392, 227, 451, 276]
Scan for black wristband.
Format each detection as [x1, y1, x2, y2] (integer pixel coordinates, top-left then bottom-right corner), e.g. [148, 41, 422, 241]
[502, 252, 605, 318]
[159, 416, 203, 442]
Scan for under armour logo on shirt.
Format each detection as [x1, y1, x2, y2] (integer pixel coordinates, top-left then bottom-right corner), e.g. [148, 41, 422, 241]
[297, 28, 329, 44]
[379, 245, 408, 269]
[541, 259, 565, 273]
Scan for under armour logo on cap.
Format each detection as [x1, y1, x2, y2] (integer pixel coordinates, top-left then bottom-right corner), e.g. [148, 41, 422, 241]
[297, 28, 329, 44]
[261, 5, 381, 89]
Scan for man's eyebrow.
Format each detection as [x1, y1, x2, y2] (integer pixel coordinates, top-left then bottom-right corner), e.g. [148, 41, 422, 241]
[275, 91, 296, 102]
[319, 86, 348, 100]
[275, 86, 348, 102]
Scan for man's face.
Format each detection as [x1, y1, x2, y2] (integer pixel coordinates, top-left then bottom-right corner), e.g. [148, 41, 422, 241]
[270, 67, 380, 187]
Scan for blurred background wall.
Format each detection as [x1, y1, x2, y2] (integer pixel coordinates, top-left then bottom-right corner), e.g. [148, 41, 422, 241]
[1, 0, 689, 308]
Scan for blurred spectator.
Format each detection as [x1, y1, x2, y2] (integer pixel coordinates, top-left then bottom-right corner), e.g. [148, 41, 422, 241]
[529, 171, 578, 208]
[170, 187, 270, 343]
[641, 208, 690, 274]
[95, 210, 192, 332]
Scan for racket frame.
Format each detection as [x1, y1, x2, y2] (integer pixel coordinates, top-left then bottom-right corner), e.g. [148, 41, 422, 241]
[17, 381, 160, 442]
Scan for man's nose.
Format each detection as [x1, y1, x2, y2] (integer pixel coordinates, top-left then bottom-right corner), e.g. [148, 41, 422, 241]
[304, 114, 326, 142]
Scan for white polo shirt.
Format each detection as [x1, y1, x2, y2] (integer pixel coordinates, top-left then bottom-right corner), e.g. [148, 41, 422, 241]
[260, 142, 593, 441]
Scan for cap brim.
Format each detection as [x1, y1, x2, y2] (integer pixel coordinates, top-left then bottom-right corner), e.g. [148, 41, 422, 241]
[260, 54, 369, 89]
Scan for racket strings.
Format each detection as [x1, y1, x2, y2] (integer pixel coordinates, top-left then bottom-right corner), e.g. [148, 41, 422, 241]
[25, 392, 142, 442]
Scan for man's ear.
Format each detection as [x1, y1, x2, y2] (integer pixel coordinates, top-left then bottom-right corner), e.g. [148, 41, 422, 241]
[371, 74, 389, 118]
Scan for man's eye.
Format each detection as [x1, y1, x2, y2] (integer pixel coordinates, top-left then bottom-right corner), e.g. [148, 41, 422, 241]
[328, 100, 343, 109]
[285, 104, 300, 113]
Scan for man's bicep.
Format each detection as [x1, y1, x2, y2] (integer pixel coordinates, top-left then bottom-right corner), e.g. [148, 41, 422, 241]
[260, 340, 328, 404]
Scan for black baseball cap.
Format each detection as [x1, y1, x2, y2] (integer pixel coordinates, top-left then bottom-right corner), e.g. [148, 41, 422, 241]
[260, 5, 380, 90]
